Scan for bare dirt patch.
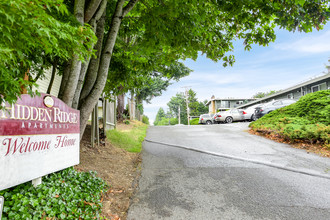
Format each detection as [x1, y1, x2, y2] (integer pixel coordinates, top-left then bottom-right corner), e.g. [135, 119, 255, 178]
[249, 129, 330, 158]
[75, 124, 141, 220]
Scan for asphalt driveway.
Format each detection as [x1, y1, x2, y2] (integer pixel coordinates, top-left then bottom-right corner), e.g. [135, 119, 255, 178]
[128, 123, 330, 220]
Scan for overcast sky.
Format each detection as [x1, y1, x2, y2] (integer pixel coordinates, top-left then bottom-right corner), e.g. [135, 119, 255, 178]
[143, 23, 330, 124]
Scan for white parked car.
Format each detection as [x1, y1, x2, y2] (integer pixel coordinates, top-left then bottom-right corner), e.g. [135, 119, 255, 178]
[198, 114, 214, 125]
[213, 108, 245, 124]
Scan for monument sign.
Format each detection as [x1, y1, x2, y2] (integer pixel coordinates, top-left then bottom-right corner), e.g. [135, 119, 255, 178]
[0, 94, 80, 191]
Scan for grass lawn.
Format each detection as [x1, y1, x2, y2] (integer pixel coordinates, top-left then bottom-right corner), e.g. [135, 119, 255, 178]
[107, 120, 148, 153]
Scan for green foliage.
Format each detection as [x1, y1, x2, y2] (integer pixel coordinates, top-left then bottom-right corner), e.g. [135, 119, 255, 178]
[105, 0, 329, 104]
[0, 167, 107, 219]
[156, 118, 171, 126]
[156, 117, 178, 126]
[137, 103, 144, 115]
[105, 59, 191, 102]
[167, 92, 188, 125]
[142, 115, 150, 125]
[188, 89, 199, 116]
[135, 76, 171, 104]
[170, 117, 179, 125]
[0, 0, 96, 107]
[198, 100, 209, 115]
[134, 0, 329, 66]
[289, 90, 330, 124]
[124, 120, 130, 125]
[189, 118, 199, 125]
[167, 89, 209, 125]
[107, 122, 148, 152]
[122, 113, 129, 120]
[250, 90, 330, 144]
[154, 108, 166, 125]
[253, 90, 279, 98]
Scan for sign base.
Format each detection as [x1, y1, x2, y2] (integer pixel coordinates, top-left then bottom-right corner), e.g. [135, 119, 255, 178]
[32, 177, 42, 187]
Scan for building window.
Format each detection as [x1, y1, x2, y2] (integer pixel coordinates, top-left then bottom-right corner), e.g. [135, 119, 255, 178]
[311, 82, 327, 93]
[287, 93, 293, 99]
[320, 82, 327, 90]
[311, 85, 320, 93]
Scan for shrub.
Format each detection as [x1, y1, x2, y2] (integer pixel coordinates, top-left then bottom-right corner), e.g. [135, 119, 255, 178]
[155, 117, 178, 126]
[0, 167, 108, 220]
[189, 118, 199, 125]
[142, 115, 149, 124]
[250, 90, 330, 144]
[156, 118, 170, 126]
[170, 117, 178, 125]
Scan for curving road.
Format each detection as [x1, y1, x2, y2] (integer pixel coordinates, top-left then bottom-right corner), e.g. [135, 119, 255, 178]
[127, 123, 330, 220]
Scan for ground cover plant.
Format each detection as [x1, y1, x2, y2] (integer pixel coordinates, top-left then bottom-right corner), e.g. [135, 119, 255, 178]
[107, 120, 148, 152]
[249, 90, 330, 145]
[0, 167, 107, 219]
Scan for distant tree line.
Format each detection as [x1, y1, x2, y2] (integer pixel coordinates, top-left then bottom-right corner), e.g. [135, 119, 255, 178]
[154, 89, 208, 126]
[253, 90, 279, 99]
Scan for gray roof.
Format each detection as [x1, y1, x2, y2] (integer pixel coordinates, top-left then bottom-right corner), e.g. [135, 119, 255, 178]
[206, 98, 256, 106]
[238, 72, 330, 109]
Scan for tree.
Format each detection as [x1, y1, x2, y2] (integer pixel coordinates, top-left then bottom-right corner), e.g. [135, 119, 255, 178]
[65, 0, 330, 137]
[167, 93, 188, 124]
[198, 100, 209, 115]
[187, 89, 200, 116]
[2, 0, 329, 137]
[168, 90, 209, 124]
[253, 90, 279, 98]
[0, 0, 95, 107]
[154, 108, 166, 126]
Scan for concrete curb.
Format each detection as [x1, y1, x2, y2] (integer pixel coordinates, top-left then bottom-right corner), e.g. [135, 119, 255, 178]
[144, 139, 330, 180]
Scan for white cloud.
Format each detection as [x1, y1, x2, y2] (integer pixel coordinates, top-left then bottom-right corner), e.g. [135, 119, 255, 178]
[274, 31, 330, 53]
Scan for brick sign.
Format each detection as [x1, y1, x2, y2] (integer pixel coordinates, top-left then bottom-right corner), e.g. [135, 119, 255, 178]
[0, 94, 80, 191]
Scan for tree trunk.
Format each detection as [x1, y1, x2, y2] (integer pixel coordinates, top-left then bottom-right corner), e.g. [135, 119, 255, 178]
[135, 97, 142, 120]
[84, 0, 103, 23]
[130, 91, 134, 120]
[79, 10, 106, 102]
[60, 0, 85, 107]
[58, 0, 139, 138]
[61, 55, 82, 107]
[117, 92, 125, 121]
[21, 70, 29, 94]
[72, 59, 90, 109]
[73, 4, 107, 109]
[78, 0, 129, 138]
[47, 58, 58, 94]
[58, 61, 70, 99]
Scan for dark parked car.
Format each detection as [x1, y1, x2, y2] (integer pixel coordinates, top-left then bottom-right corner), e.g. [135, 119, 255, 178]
[243, 104, 264, 121]
[255, 99, 296, 119]
[198, 114, 214, 125]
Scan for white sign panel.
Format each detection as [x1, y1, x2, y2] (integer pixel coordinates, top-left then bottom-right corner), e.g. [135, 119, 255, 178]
[0, 196, 4, 219]
[0, 94, 80, 191]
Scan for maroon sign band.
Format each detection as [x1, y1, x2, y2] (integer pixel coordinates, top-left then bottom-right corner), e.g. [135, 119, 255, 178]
[0, 94, 80, 135]
[0, 94, 80, 191]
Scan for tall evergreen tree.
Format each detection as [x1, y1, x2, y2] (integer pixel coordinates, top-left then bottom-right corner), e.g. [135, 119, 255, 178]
[154, 108, 166, 126]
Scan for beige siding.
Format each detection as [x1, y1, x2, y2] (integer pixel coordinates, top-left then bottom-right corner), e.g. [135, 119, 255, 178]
[33, 68, 62, 97]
